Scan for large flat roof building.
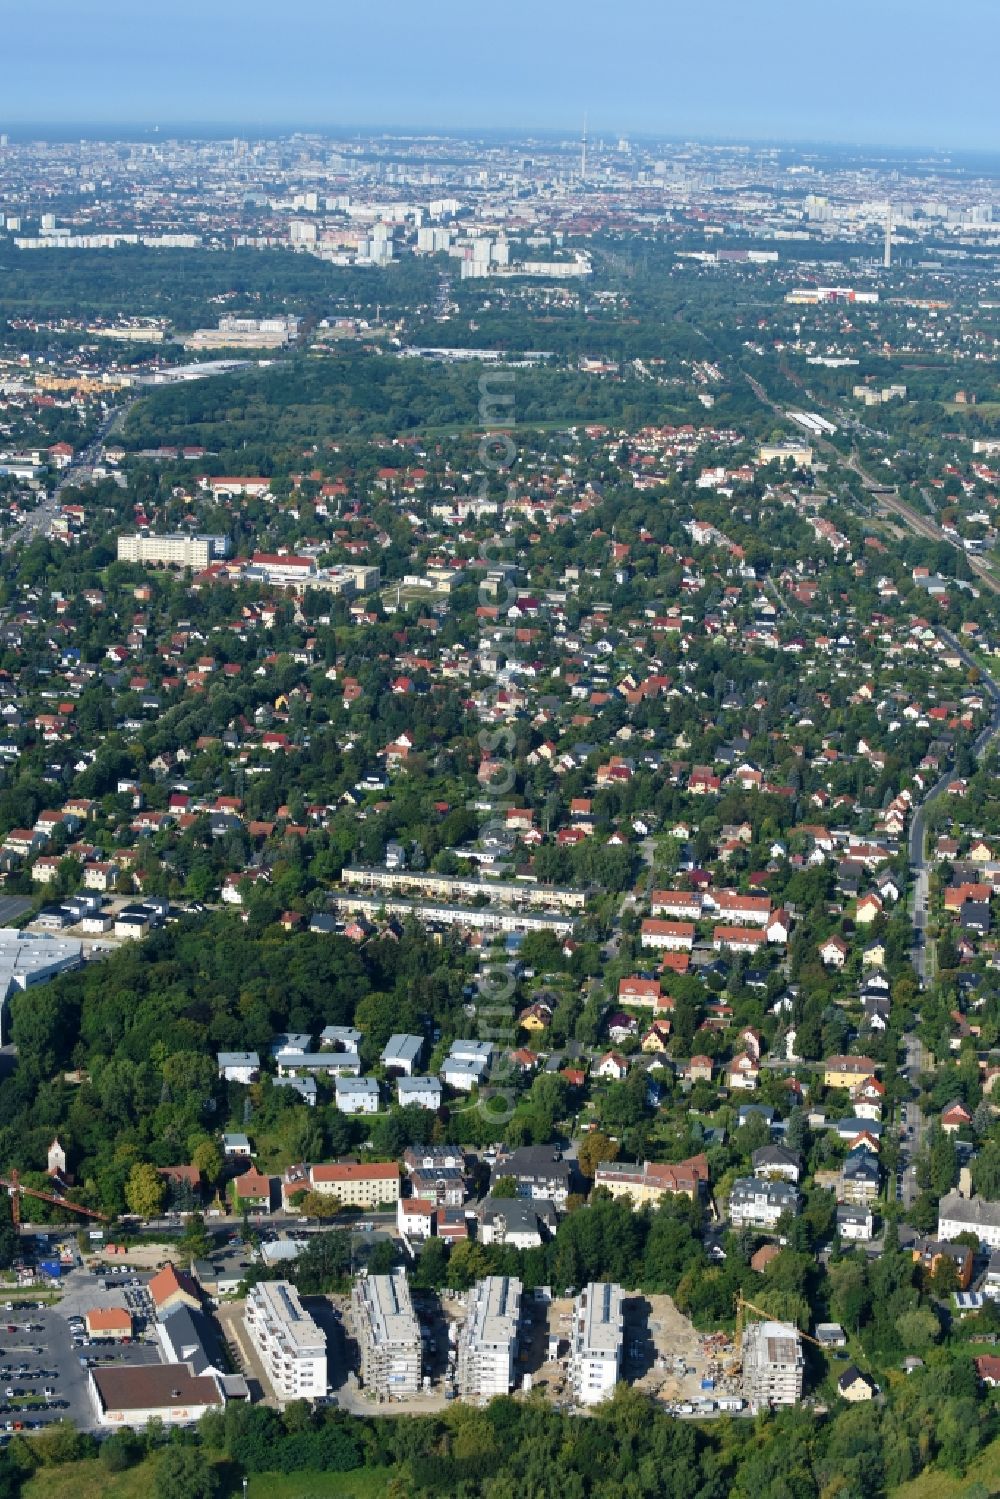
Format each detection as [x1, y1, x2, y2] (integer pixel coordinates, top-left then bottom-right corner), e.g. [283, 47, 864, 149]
[457, 1275, 521, 1401]
[0, 929, 83, 1044]
[352, 1270, 421, 1401]
[741, 1320, 804, 1408]
[244, 1280, 326, 1403]
[117, 533, 230, 569]
[570, 1281, 624, 1406]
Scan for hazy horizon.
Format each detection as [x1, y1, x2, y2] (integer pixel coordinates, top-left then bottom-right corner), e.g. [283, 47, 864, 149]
[3, 0, 998, 154]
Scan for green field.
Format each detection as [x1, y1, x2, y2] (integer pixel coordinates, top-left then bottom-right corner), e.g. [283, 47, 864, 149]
[22, 1459, 153, 1499]
[21, 1459, 397, 1499]
[247, 1470, 395, 1498]
[942, 400, 1000, 417]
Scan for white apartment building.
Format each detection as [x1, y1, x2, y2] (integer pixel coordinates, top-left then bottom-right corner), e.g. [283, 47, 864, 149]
[457, 1276, 521, 1400]
[938, 1191, 1000, 1249]
[741, 1320, 803, 1409]
[244, 1281, 327, 1403]
[117, 533, 229, 569]
[335, 1076, 380, 1114]
[352, 1270, 422, 1400]
[340, 866, 585, 912]
[216, 1051, 260, 1085]
[570, 1282, 624, 1406]
[330, 891, 575, 938]
[381, 1033, 423, 1075]
[397, 1076, 442, 1110]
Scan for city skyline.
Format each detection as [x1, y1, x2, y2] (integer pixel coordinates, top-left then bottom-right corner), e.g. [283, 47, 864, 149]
[3, 0, 999, 153]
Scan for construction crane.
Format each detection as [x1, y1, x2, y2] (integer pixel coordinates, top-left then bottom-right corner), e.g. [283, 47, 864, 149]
[0, 1170, 108, 1229]
[734, 1294, 825, 1350]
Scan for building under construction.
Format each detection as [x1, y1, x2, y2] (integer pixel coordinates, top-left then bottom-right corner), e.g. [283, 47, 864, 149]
[741, 1319, 803, 1408]
[457, 1275, 522, 1400]
[352, 1270, 421, 1400]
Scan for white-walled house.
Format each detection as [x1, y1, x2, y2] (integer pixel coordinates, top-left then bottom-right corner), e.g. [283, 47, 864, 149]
[335, 1076, 380, 1114]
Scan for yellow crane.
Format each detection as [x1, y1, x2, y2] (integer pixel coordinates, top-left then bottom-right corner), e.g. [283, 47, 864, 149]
[734, 1294, 826, 1350]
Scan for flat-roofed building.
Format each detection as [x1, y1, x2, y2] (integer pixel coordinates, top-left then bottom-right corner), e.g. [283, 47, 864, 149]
[244, 1280, 326, 1403]
[741, 1320, 804, 1408]
[457, 1275, 521, 1400]
[570, 1281, 624, 1405]
[340, 865, 585, 912]
[117, 533, 229, 569]
[352, 1269, 421, 1400]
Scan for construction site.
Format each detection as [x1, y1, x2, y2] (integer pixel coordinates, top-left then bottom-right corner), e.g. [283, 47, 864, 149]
[522, 1293, 744, 1414]
[312, 1285, 815, 1418]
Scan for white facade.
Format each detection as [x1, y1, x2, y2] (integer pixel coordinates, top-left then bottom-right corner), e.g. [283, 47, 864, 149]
[570, 1282, 623, 1406]
[335, 1076, 380, 1114]
[938, 1192, 1000, 1249]
[0, 929, 83, 1044]
[330, 890, 574, 937]
[457, 1276, 521, 1400]
[381, 1033, 423, 1075]
[88, 1365, 224, 1428]
[244, 1281, 327, 1403]
[217, 1051, 260, 1084]
[340, 866, 584, 911]
[397, 1076, 442, 1110]
[117, 533, 228, 568]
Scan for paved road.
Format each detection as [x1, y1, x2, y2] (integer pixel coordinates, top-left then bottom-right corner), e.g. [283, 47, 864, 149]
[906, 627, 1000, 982]
[3, 404, 130, 548]
[0, 898, 31, 929]
[899, 1034, 930, 1207]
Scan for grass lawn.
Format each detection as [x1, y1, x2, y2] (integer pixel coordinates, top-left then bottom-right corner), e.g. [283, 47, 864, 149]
[942, 400, 1000, 417]
[22, 1460, 397, 1499]
[247, 1470, 396, 1498]
[22, 1458, 156, 1499]
[891, 1433, 1000, 1499]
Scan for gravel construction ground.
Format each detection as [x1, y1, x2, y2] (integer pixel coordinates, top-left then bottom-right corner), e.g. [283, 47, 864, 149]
[522, 1293, 740, 1411]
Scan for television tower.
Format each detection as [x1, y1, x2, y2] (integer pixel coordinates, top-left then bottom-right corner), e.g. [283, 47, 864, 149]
[580, 114, 588, 183]
[883, 203, 892, 269]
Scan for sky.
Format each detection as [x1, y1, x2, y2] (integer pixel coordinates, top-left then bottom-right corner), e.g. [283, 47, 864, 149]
[2, 0, 998, 152]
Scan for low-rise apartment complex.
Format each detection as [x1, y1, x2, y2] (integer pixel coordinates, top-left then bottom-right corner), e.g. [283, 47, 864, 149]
[307, 1161, 400, 1209]
[244, 1280, 327, 1403]
[457, 1275, 522, 1400]
[352, 1270, 422, 1400]
[570, 1281, 624, 1406]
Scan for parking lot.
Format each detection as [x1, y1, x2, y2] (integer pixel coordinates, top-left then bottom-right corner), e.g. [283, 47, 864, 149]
[0, 1304, 94, 1432]
[0, 1268, 163, 1435]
